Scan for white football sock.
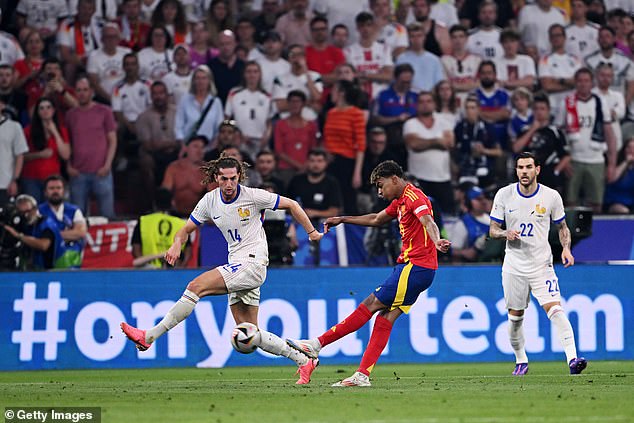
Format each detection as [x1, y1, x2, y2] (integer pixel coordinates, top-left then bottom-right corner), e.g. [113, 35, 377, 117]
[257, 330, 308, 366]
[548, 305, 577, 363]
[146, 289, 199, 344]
[508, 314, 528, 364]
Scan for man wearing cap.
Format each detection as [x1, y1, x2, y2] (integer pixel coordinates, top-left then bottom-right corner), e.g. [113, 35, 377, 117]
[87, 23, 131, 103]
[450, 186, 492, 262]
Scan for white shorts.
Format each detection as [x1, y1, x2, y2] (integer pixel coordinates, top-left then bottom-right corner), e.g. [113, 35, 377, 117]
[217, 262, 267, 306]
[502, 268, 561, 310]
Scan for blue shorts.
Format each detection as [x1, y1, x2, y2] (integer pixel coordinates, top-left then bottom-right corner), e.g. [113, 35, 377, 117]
[373, 263, 435, 313]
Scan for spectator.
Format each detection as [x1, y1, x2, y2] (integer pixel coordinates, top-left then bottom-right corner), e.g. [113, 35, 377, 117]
[614, 10, 633, 56]
[465, 0, 504, 61]
[131, 187, 191, 268]
[320, 63, 371, 121]
[331, 24, 350, 50]
[151, 0, 189, 45]
[450, 186, 492, 262]
[274, 0, 313, 47]
[566, 0, 599, 60]
[564, 68, 617, 212]
[87, 24, 132, 103]
[305, 16, 346, 87]
[136, 80, 178, 212]
[189, 21, 217, 68]
[313, 0, 370, 45]
[204, 119, 243, 161]
[539, 24, 582, 127]
[410, 0, 451, 57]
[518, 0, 567, 58]
[57, 0, 102, 83]
[454, 95, 501, 187]
[474, 60, 511, 150]
[593, 63, 627, 152]
[495, 28, 536, 91]
[218, 144, 261, 187]
[13, 30, 42, 90]
[66, 76, 117, 218]
[21, 98, 71, 203]
[287, 148, 343, 224]
[0, 12, 24, 66]
[512, 93, 570, 192]
[25, 58, 79, 120]
[274, 90, 319, 184]
[509, 87, 534, 145]
[138, 25, 174, 81]
[0, 65, 28, 124]
[323, 79, 367, 214]
[273, 44, 323, 121]
[2, 194, 63, 270]
[395, 22, 445, 93]
[175, 65, 223, 146]
[586, 0, 606, 26]
[433, 79, 459, 127]
[458, 0, 515, 30]
[225, 61, 273, 160]
[604, 137, 634, 214]
[161, 135, 207, 217]
[372, 63, 418, 167]
[359, 126, 401, 212]
[117, 0, 151, 52]
[235, 17, 264, 62]
[428, 0, 459, 28]
[0, 99, 28, 205]
[403, 91, 455, 214]
[253, 0, 283, 44]
[255, 31, 290, 95]
[16, 0, 69, 53]
[39, 175, 87, 268]
[371, 0, 409, 59]
[208, 30, 245, 105]
[441, 24, 481, 107]
[345, 12, 394, 100]
[162, 44, 192, 106]
[254, 150, 285, 194]
[205, 0, 235, 48]
[68, 0, 118, 21]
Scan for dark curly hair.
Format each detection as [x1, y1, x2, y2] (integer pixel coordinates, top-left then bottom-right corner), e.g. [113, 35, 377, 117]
[199, 152, 249, 185]
[370, 160, 404, 185]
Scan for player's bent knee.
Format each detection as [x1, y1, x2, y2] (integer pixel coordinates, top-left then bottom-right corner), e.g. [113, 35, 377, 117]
[508, 309, 525, 317]
[362, 294, 387, 313]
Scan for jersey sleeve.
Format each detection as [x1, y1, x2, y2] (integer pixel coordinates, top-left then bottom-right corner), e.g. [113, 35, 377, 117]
[409, 196, 432, 220]
[551, 190, 566, 224]
[251, 187, 280, 211]
[189, 194, 211, 225]
[490, 189, 506, 224]
[384, 199, 399, 217]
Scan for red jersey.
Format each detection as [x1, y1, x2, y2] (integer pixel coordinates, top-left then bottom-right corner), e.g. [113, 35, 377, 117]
[385, 184, 438, 269]
[305, 44, 345, 76]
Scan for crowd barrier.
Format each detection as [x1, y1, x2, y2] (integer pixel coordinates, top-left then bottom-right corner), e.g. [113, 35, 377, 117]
[1, 265, 631, 370]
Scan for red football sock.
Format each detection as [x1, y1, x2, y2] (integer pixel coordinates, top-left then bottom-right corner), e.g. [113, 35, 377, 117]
[318, 303, 373, 347]
[357, 315, 393, 376]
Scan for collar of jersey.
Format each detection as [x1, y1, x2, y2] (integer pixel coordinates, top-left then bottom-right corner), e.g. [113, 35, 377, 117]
[516, 183, 540, 198]
[220, 184, 241, 204]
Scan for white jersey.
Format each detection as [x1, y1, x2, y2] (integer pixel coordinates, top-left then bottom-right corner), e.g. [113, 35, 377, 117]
[466, 27, 504, 60]
[0, 32, 24, 66]
[190, 185, 280, 266]
[494, 54, 536, 83]
[538, 52, 582, 126]
[564, 94, 612, 164]
[518, 4, 566, 57]
[441, 53, 481, 106]
[255, 56, 291, 95]
[111, 79, 152, 122]
[57, 18, 103, 58]
[491, 183, 566, 276]
[593, 87, 626, 151]
[225, 87, 273, 139]
[565, 23, 598, 60]
[377, 22, 409, 56]
[162, 70, 191, 106]
[585, 50, 634, 93]
[272, 70, 323, 121]
[344, 41, 393, 99]
[86, 46, 132, 97]
[16, 0, 69, 33]
[138, 47, 174, 81]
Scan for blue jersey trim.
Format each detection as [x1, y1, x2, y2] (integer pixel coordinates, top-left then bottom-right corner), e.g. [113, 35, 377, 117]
[189, 215, 202, 226]
[553, 215, 566, 224]
[220, 184, 241, 204]
[516, 183, 540, 198]
[490, 216, 504, 224]
[273, 194, 280, 211]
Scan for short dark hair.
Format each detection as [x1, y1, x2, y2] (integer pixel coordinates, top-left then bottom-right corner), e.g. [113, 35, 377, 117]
[308, 148, 328, 160]
[123, 52, 138, 63]
[42, 57, 62, 69]
[287, 89, 307, 102]
[370, 160, 404, 185]
[44, 175, 66, 189]
[310, 16, 328, 28]
[0, 64, 13, 72]
[449, 24, 468, 36]
[599, 25, 616, 36]
[500, 28, 520, 43]
[151, 80, 167, 91]
[331, 23, 348, 36]
[187, 135, 209, 145]
[355, 12, 374, 25]
[394, 63, 414, 79]
[549, 23, 566, 37]
[574, 67, 594, 80]
[533, 92, 550, 109]
[516, 151, 540, 167]
[478, 60, 497, 74]
[154, 188, 172, 211]
[256, 150, 275, 160]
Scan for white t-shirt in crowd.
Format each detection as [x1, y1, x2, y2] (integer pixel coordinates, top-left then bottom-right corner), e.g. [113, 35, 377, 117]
[344, 41, 393, 99]
[403, 113, 453, 183]
[518, 4, 566, 57]
[272, 70, 323, 121]
[138, 47, 174, 81]
[565, 23, 599, 60]
[538, 52, 582, 126]
[255, 56, 291, 95]
[467, 27, 504, 60]
[495, 54, 536, 83]
[225, 87, 273, 139]
[593, 87, 626, 152]
[17, 0, 69, 33]
[377, 22, 409, 56]
[87, 46, 132, 97]
[162, 70, 191, 106]
[564, 94, 612, 164]
[111, 79, 152, 122]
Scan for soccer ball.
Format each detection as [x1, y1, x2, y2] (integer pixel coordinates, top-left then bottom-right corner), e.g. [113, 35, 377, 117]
[230, 322, 261, 354]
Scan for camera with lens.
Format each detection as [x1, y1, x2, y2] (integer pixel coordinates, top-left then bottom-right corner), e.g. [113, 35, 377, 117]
[0, 202, 27, 270]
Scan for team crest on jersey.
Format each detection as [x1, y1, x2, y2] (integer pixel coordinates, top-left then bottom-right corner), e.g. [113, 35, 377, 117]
[237, 207, 251, 220]
[535, 204, 547, 215]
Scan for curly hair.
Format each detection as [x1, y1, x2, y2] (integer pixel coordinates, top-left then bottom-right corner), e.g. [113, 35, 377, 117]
[370, 160, 404, 185]
[199, 152, 249, 185]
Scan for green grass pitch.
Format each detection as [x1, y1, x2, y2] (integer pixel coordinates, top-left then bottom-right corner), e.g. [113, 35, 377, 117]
[1, 361, 633, 422]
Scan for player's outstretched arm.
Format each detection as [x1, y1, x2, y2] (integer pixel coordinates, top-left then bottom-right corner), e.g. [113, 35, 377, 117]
[165, 219, 198, 266]
[489, 220, 520, 241]
[420, 214, 451, 253]
[557, 220, 575, 268]
[277, 196, 323, 242]
[324, 210, 393, 233]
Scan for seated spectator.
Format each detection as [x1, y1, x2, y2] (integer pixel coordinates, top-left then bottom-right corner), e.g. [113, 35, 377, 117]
[161, 135, 207, 217]
[274, 90, 319, 184]
[189, 21, 218, 68]
[13, 30, 43, 91]
[0, 13, 24, 67]
[273, 44, 323, 122]
[235, 17, 264, 62]
[255, 31, 290, 94]
[175, 65, 224, 146]
[0, 65, 28, 124]
[395, 22, 445, 93]
[138, 25, 174, 81]
[305, 16, 345, 87]
[512, 93, 570, 193]
[454, 96, 501, 188]
[136, 81, 178, 212]
[254, 151, 285, 194]
[21, 98, 71, 203]
[162, 44, 192, 106]
[495, 28, 536, 91]
[208, 30, 245, 105]
[66, 76, 117, 218]
[0, 99, 28, 205]
[205, 119, 243, 161]
[225, 61, 273, 160]
[39, 175, 87, 269]
[25, 58, 79, 121]
[450, 186, 492, 262]
[508, 87, 534, 145]
[474, 60, 511, 151]
[87, 24, 132, 103]
[274, 0, 313, 47]
[433, 79, 460, 127]
[604, 137, 634, 214]
[117, 0, 151, 52]
[151, 0, 189, 45]
[442, 24, 481, 108]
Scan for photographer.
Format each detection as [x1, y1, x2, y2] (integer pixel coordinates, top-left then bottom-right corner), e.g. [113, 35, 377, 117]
[2, 194, 64, 270]
[0, 98, 29, 206]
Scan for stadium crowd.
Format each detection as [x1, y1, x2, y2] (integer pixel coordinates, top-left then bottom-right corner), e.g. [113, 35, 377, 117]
[1, 0, 634, 268]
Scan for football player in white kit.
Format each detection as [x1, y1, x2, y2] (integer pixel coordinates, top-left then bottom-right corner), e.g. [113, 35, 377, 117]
[489, 152, 587, 376]
[122, 153, 323, 384]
